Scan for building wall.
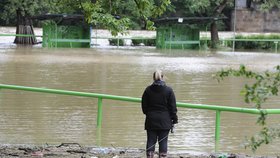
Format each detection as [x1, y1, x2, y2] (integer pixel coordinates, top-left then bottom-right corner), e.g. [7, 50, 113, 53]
[232, 9, 280, 32]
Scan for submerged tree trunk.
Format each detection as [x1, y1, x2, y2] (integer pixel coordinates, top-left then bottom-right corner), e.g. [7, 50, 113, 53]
[210, 21, 219, 48]
[210, 0, 229, 48]
[14, 9, 37, 45]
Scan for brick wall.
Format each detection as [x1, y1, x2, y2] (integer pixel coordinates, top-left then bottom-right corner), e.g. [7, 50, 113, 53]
[231, 9, 280, 32]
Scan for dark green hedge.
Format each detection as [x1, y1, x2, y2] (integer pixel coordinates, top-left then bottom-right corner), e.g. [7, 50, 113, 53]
[227, 34, 280, 50]
[131, 38, 156, 46]
[109, 38, 124, 46]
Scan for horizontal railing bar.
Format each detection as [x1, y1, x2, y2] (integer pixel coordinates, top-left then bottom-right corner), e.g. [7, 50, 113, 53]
[165, 41, 200, 44]
[0, 34, 43, 37]
[92, 36, 156, 40]
[1, 84, 280, 114]
[49, 39, 91, 43]
[200, 38, 280, 42]
[0, 84, 140, 103]
[223, 39, 280, 42]
[176, 102, 280, 114]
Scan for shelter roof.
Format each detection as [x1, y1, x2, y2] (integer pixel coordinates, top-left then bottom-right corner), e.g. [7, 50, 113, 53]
[32, 14, 86, 25]
[154, 17, 227, 26]
[33, 14, 84, 21]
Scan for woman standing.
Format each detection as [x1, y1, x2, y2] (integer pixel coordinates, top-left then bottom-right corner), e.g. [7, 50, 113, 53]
[142, 70, 178, 158]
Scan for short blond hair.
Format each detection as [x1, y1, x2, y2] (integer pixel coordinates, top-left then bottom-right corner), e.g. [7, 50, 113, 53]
[153, 70, 163, 81]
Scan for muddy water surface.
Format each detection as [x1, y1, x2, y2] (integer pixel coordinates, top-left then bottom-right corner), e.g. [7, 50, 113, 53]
[0, 45, 280, 156]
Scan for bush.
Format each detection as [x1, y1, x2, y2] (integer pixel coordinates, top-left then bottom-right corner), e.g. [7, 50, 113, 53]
[146, 38, 156, 46]
[227, 34, 280, 50]
[131, 37, 156, 46]
[109, 38, 124, 46]
[131, 38, 143, 46]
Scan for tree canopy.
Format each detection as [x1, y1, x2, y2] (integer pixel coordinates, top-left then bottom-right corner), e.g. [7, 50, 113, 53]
[0, 0, 279, 41]
[0, 0, 58, 24]
[1, 0, 279, 30]
[253, 0, 280, 11]
[54, 0, 171, 35]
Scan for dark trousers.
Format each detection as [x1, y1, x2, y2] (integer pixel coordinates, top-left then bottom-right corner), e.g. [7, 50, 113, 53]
[146, 130, 169, 153]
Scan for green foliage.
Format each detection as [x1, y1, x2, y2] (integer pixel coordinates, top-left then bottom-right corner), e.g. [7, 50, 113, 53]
[253, 0, 280, 12]
[0, 0, 171, 32]
[245, 126, 280, 152]
[226, 35, 280, 50]
[181, 0, 211, 15]
[131, 0, 171, 30]
[131, 38, 156, 46]
[1, 0, 279, 33]
[165, 0, 234, 17]
[150, 0, 171, 17]
[0, 0, 59, 25]
[131, 38, 144, 46]
[108, 38, 124, 46]
[78, 0, 171, 35]
[146, 38, 156, 46]
[215, 65, 280, 151]
[80, 1, 129, 36]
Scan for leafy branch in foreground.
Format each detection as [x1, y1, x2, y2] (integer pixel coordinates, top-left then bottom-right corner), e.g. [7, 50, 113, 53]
[215, 65, 280, 152]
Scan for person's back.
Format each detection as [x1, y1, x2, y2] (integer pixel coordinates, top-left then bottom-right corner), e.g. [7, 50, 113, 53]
[142, 70, 178, 158]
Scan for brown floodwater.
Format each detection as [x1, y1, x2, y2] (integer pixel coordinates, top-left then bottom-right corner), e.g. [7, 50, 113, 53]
[0, 45, 280, 156]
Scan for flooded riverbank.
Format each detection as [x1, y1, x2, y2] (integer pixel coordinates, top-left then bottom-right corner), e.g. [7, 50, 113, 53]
[1, 27, 280, 156]
[1, 26, 279, 47]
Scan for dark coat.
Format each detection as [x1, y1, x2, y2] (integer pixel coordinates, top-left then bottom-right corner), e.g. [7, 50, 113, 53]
[141, 80, 178, 130]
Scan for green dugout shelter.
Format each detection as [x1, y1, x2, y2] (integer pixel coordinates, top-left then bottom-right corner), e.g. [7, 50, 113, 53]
[155, 17, 224, 49]
[34, 14, 91, 48]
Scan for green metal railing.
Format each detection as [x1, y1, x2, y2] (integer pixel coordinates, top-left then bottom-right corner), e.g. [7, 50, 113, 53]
[0, 33, 43, 37]
[1, 84, 280, 152]
[92, 36, 156, 48]
[224, 39, 280, 52]
[201, 38, 280, 52]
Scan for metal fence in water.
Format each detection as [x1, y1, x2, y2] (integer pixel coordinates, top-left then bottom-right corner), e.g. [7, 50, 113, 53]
[1, 84, 280, 152]
[0, 34, 279, 52]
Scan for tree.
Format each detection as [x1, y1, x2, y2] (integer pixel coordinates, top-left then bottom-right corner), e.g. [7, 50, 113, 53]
[2, 0, 278, 45]
[253, 0, 280, 11]
[161, 0, 232, 48]
[164, 0, 279, 48]
[210, 0, 230, 48]
[78, 0, 171, 36]
[0, 0, 57, 44]
[57, 0, 171, 36]
[1, 0, 171, 44]
[215, 65, 280, 152]
[209, 0, 279, 48]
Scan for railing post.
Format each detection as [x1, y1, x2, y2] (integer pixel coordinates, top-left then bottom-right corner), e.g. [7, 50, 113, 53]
[215, 110, 221, 152]
[274, 41, 278, 53]
[96, 126, 102, 146]
[97, 98, 103, 127]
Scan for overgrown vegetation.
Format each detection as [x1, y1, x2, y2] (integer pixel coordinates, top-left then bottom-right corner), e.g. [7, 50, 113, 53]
[109, 38, 124, 46]
[131, 37, 156, 46]
[146, 38, 156, 46]
[0, 0, 279, 46]
[108, 38, 156, 46]
[215, 65, 280, 152]
[227, 35, 280, 50]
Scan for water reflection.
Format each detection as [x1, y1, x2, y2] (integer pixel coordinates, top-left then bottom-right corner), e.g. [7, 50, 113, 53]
[0, 47, 280, 156]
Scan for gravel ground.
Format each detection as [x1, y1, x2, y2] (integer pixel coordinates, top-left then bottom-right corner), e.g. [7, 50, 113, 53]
[0, 143, 272, 158]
